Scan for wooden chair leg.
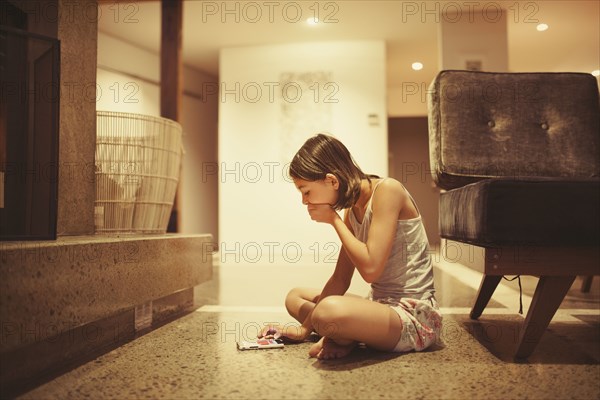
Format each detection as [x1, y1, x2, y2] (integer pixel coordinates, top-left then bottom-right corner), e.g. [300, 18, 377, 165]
[515, 275, 576, 359]
[581, 276, 593, 293]
[470, 275, 502, 320]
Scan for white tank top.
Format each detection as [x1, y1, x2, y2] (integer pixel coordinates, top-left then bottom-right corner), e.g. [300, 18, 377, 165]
[348, 179, 436, 301]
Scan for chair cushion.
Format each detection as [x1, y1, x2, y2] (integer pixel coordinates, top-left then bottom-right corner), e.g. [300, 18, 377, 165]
[428, 71, 600, 190]
[439, 178, 600, 246]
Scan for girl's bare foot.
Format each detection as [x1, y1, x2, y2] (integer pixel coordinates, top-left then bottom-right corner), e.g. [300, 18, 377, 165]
[308, 336, 357, 359]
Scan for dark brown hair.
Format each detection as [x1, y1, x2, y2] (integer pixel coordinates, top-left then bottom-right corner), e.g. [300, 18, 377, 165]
[289, 133, 375, 210]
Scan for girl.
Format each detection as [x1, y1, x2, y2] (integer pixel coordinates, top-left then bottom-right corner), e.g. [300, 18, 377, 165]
[259, 133, 442, 359]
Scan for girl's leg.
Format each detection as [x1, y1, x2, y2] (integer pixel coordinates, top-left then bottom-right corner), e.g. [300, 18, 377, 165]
[285, 287, 320, 323]
[285, 288, 363, 323]
[309, 296, 404, 359]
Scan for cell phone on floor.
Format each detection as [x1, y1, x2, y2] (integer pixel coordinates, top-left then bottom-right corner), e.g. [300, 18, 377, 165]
[237, 338, 285, 350]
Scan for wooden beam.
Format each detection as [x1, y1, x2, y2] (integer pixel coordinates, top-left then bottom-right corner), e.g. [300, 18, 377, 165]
[161, 0, 183, 232]
[161, 0, 183, 122]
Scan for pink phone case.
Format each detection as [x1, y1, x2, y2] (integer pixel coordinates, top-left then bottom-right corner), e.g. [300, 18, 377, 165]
[237, 338, 285, 350]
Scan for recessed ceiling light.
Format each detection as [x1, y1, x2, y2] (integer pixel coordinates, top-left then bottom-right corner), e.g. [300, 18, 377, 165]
[592, 70, 600, 77]
[306, 17, 318, 25]
[412, 62, 423, 71]
[536, 23, 549, 31]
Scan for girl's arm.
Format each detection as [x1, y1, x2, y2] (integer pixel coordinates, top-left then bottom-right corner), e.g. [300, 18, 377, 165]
[310, 179, 405, 283]
[319, 209, 356, 296]
[334, 179, 405, 282]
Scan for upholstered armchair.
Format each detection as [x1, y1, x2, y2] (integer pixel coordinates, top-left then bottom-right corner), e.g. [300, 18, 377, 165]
[427, 70, 600, 358]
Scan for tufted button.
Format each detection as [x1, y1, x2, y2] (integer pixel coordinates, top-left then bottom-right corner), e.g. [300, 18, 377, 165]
[541, 123, 549, 130]
[487, 120, 495, 128]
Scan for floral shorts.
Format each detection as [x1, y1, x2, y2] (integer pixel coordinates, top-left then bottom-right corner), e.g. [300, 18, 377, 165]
[374, 296, 443, 352]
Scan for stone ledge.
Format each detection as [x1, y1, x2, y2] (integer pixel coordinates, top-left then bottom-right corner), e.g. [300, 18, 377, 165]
[0, 234, 213, 353]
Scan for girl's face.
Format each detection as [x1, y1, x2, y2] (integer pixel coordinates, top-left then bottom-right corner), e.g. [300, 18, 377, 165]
[293, 174, 339, 206]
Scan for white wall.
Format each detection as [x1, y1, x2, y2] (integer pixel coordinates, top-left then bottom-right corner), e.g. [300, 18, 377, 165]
[387, 80, 432, 117]
[439, 8, 508, 71]
[96, 32, 218, 238]
[96, 33, 160, 115]
[218, 41, 388, 269]
[387, 7, 509, 117]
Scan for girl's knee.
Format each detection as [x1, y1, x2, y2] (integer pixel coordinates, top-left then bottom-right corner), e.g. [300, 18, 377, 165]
[285, 287, 318, 314]
[284, 288, 297, 313]
[285, 287, 304, 305]
[285, 287, 300, 300]
[286, 287, 318, 305]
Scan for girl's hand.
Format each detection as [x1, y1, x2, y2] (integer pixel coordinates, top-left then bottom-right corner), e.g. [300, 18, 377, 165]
[307, 204, 339, 224]
[258, 325, 283, 340]
[258, 325, 309, 342]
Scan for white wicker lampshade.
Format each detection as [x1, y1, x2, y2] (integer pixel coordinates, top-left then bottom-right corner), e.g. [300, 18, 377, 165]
[95, 111, 183, 234]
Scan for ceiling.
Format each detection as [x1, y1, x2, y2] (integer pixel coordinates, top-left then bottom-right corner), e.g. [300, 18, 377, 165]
[98, 0, 600, 86]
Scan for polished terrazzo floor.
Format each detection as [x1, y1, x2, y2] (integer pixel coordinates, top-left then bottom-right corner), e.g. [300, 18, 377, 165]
[18, 263, 600, 400]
